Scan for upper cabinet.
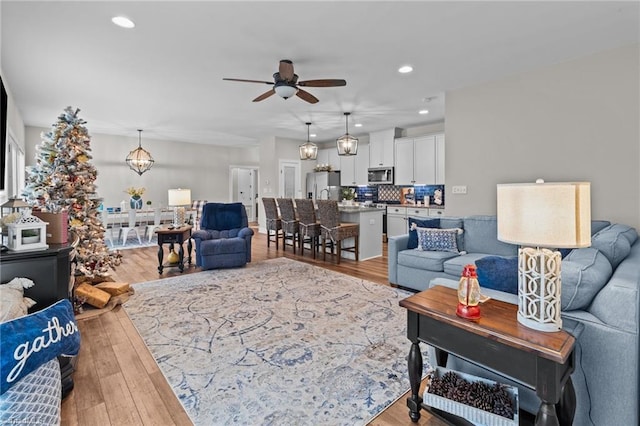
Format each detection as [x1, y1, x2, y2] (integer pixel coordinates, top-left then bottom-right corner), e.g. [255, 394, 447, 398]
[394, 133, 445, 185]
[316, 147, 341, 171]
[340, 144, 370, 186]
[369, 128, 402, 168]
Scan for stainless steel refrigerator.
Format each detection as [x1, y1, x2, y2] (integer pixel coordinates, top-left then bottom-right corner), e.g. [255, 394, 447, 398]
[306, 171, 341, 200]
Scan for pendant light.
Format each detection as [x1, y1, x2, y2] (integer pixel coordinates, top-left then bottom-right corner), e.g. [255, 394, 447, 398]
[125, 129, 154, 176]
[336, 112, 358, 156]
[299, 122, 318, 160]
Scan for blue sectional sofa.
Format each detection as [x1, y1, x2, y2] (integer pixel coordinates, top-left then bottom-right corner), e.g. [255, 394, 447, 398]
[388, 215, 639, 425]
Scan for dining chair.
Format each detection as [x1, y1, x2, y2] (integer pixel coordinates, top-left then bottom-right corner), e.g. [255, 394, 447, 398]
[316, 199, 359, 264]
[101, 208, 116, 247]
[262, 197, 282, 249]
[119, 209, 142, 246]
[276, 198, 299, 254]
[295, 198, 321, 258]
[144, 207, 163, 242]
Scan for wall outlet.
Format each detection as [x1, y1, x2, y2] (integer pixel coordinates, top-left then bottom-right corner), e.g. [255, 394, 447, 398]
[452, 185, 467, 194]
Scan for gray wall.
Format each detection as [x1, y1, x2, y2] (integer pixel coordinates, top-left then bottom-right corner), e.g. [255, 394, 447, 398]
[24, 127, 259, 209]
[445, 44, 640, 229]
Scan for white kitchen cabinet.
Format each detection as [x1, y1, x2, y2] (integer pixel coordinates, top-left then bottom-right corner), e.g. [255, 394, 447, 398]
[386, 206, 408, 238]
[394, 133, 445, 185]
[316, 148, 341, 171]
[340, 145, 369, 186]
[369, 128, 401, 168]
[429, 208, 445, 217]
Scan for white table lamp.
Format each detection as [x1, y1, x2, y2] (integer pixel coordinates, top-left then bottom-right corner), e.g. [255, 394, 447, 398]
[168, 188, 191, 227]
[497, 180, 591, 332]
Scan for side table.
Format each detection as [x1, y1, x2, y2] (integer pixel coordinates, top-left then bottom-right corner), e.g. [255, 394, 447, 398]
[399, 285, 576, 426]
[155, 225, 192, 274]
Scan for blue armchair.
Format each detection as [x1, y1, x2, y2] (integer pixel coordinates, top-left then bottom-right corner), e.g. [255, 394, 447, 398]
[191, 202, 254, 269]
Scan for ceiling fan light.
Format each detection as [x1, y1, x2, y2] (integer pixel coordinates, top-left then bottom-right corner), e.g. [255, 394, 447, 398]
[274, 84, 298, 99]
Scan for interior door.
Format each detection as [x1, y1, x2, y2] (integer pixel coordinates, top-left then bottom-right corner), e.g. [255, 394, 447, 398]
[236, 168, 253, 219]
[279, 160, 300, 199]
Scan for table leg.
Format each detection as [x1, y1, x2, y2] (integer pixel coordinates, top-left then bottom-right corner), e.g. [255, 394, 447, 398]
[157, 243, 164, 274]
[556, 377, 576, 426]
[535, 401, 560, 426]
[407, 341, 423, 422]
[178, 242, 185, 272]
[187, 237, 192, 265]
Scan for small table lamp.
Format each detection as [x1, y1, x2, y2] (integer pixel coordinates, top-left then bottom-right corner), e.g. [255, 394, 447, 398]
[168, 188, 191, 227]
[497, 180, 591, 332]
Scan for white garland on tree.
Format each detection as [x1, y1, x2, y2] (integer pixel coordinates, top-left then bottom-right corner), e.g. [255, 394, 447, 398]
[22, 106, 121, 277]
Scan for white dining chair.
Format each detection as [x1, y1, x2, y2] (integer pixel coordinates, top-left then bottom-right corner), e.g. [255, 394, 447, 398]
[145, 207, 162, 242]
[120, 209, 142, 246]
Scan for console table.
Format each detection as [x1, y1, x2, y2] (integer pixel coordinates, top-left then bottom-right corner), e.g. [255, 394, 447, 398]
[399, 285, 576, 426]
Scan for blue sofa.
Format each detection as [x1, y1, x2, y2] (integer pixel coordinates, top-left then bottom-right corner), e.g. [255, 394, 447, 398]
[388, 215, 639, 425]
[191, 202, 254, 270]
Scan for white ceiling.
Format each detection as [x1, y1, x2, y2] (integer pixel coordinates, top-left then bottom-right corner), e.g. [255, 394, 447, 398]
[2, 1, 638, 148]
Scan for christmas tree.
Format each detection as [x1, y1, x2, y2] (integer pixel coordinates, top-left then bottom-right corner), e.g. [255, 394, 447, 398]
[22, 106, 121, 277]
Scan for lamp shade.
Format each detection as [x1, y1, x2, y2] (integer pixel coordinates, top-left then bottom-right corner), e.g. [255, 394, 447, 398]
[168, 188, 191, 207]
[497, 181, 591, 248]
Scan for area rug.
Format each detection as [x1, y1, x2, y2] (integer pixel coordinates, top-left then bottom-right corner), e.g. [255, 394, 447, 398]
[123, 258, 429, 425]
[106, 232, 157, 250]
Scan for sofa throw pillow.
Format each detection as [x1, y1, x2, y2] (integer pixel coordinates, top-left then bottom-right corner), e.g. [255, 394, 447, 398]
[407, 217, 440, 249]
[0, 299, 80, 394]
[0, 278, 37, 323]
[415, 227, 462, 253]
[561, 247, 613, 311]
[475, 256, 519, 295]
[591, 228, 632, 269]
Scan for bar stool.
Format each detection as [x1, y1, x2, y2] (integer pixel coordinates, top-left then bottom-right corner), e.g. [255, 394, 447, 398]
[276, 198, 299, 254]
[262, 197, 283, 249]
[295, 198, 321, 258]
[316, 200, 359, 264]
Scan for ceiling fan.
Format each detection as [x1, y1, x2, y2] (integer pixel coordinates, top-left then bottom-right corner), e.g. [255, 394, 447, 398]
[223, 59, 346, 104]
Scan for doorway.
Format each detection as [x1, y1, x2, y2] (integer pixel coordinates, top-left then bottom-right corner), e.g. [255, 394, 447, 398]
[230, 166, 258, 222]
[278, 160, 301, 198]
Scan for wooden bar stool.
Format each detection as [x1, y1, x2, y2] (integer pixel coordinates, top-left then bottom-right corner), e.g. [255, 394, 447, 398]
[295, 198, 321, 258]
[276, 198, 300, 254]
[262, 197, 283, 249]
[316, 200, 359, 264]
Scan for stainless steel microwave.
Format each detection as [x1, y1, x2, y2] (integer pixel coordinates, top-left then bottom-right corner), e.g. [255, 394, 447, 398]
[368, 167, 394, 185]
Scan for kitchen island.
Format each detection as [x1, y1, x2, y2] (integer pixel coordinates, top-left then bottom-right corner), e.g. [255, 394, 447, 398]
[337, 205, 384, 260]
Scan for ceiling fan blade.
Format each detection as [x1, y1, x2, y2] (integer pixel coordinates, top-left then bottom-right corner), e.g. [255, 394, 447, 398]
[223, 78, 274, 85]
[253, 89, 276, 102]
[296, 89, 319, 104]
[298, 79, 347, 87]
[279, 60, 295, 81]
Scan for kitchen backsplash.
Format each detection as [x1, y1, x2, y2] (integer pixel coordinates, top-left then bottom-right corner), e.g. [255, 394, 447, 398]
[351, 185, 445, 205]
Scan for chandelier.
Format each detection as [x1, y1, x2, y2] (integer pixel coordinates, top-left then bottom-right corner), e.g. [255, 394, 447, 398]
[299, 122, 318, 160]
[125, 129, 154, 176]
[336, 112, 358, 156]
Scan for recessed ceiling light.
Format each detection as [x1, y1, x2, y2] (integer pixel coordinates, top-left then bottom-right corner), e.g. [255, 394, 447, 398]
[419, 109, 429, 115]
[112, 16, 135, 29]
[398, 65, 413, 74]
[354, 123, 363, 127]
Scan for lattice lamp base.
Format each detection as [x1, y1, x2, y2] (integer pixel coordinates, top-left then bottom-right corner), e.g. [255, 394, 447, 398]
[517, 247, 562, 332]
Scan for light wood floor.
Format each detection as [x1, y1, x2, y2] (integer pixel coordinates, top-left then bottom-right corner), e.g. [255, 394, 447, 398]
[61, 227, 447, 426]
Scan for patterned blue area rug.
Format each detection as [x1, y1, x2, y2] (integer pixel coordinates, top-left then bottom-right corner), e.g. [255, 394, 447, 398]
[123, 258, 429, 425]
[105, 232, 158, 250]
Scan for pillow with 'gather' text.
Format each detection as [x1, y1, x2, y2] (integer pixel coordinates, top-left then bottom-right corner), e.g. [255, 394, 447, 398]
[0, 299, 80, 394]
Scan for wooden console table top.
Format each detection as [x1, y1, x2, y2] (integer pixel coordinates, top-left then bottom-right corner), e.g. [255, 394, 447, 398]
[399, 285, 575, 365]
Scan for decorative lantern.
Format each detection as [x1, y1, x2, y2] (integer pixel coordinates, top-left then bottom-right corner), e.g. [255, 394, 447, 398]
[456, 264, 481, 320]
[6, 210, 49, 251]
